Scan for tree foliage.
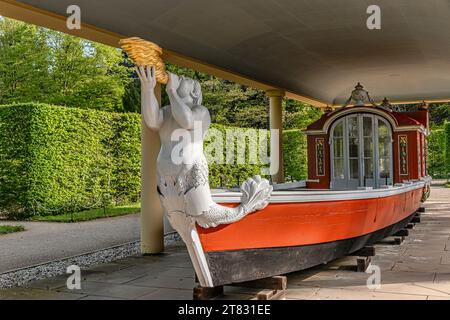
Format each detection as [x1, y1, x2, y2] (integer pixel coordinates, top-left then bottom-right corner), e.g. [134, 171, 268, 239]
[0, 103, 141, 218]
[428, 128, 446, 178]
[0, 17, 323, 129]
[0, 18, 132, 112]
[429, 103, 450, 126]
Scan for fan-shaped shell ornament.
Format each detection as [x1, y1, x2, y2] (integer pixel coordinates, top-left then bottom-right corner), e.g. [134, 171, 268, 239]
[119, 37, 168, 84]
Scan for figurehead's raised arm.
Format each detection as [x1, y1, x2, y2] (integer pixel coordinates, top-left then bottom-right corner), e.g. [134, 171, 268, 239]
[136, 66, 163, 131]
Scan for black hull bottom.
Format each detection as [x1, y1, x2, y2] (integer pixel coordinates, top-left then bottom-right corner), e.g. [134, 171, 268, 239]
[204, 211, 417, 286]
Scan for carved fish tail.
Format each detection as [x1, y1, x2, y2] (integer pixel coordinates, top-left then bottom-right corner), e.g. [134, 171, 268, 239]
[239, 175, 273, 213]
[194, 175, 272, 228]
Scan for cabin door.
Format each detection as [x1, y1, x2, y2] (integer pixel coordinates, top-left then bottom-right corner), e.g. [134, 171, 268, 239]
[331, 114, 392, 190]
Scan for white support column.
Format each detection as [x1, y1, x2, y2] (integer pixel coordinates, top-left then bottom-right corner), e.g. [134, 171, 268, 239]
[267, 90, 285, 183]
[140, 83, 164, 254]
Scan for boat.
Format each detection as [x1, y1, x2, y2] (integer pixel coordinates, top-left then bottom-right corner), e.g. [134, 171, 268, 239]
[186, 84, 431, 288]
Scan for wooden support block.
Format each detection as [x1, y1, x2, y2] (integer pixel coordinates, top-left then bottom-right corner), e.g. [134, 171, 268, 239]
[412, 216, 421, 223]
[417, 206, 426, 213]
[256, 289, 285, 300]
[230, 276, 287, 290]
[349, 246, 375, 257]
[415, 212, 421, 218]
[356, 257, 372, 272]
[405, 223, 414, 229]
[394, 236, 405, 245]
[193, 285, 223, 300]
[394, 229, 409, 237]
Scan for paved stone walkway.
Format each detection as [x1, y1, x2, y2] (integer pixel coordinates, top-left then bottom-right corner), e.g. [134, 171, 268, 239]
[1, 186, 450, 300]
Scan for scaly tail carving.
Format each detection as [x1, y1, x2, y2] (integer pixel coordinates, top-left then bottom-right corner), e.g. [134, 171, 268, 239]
[195, 175, 273, 228]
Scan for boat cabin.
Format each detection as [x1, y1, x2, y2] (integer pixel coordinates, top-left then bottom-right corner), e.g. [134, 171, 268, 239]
[305, 84, 429, 190]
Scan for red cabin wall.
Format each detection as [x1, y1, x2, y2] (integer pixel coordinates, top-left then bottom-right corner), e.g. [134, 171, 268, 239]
[394, 131, 421, 183]
[306, 134, 330, 189]
[402, 110, 429, 129]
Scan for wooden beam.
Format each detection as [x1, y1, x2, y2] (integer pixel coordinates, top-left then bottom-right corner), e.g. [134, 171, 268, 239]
[394, 236, 405, 245]
[348, 246, 375, 257]
[0, 0, 328, 107]
[193, 285, 223, 300]
[229, 276, 287, 290]
[356, 257, 372, 272]
[411, 216, 421, 223]
[394, 229, 409, 237]
[256, 289, 285, 300]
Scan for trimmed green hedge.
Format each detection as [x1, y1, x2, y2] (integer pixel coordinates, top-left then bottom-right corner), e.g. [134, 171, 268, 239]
[0, 103, 141, 218]
[428, 128, 446, 178]
[445, 123, 450, 178]
[205, 126, 307, 186]
[283, 129, 307, 181]
[205, 124, 269, 188]
[0, 103, 308, 218]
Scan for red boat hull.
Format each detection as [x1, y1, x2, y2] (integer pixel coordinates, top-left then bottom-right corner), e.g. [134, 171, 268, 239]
[192, 185, 424, 286]
[198, 188, 422, 252]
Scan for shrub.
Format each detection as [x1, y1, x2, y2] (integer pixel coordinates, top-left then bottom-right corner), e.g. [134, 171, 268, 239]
[444, 123, 450, 178]
[283, 129, 307, 181]
[0, 103, 141, 218]
[0, 103, 308, 218]
[205, 124, 269, 188]
[428, 128, 446, 178]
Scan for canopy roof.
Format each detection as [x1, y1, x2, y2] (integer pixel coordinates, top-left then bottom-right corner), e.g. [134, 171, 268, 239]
[3, 0, 450, 107]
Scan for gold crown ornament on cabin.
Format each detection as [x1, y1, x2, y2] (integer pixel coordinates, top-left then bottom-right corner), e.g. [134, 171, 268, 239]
[119, 37, 169, 84]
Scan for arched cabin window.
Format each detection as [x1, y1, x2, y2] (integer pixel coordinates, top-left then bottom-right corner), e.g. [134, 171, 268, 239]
[330, 113, 393, 190]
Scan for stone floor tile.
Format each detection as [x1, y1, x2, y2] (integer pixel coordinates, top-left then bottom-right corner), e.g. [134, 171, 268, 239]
[379, 271, 435, 284]
[127, 275, 196, 290]
[440, 253, 450, 265]
[86, 266, 150, 284]
[79, 295, 124, 300]
[25, 274, 68, 291]
[155, 267, 196, 279]
[427, 295, 450, 300]
[375, 282, 450, 298]
[56, 281, 157, 299]
[285, 287, 320, 300]
[0, 287, 86, 300]
[393, 261, 450, 273]
[309, 287, 427, 300]
[136, 288, 193, 300]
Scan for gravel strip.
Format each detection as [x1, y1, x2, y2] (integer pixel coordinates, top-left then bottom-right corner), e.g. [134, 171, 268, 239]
[0, 232, 182, 288]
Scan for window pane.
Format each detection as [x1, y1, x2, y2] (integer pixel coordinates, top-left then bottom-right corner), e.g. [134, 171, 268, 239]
[364, 137, 373, 157]
[333, 138, 343, 158]
[348, 117, 358, 137]
[379, 158, 390, 178]
[333, 159, 344, 178]
[378, 136, 390, 157]
[349, 137, 359, 157]
[363, 117, 373, 137]
[364, 158, 374, 178]
[333, 122, 343, 137]
[349, 159, 359, 179]
[378, 121, 389, 138]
